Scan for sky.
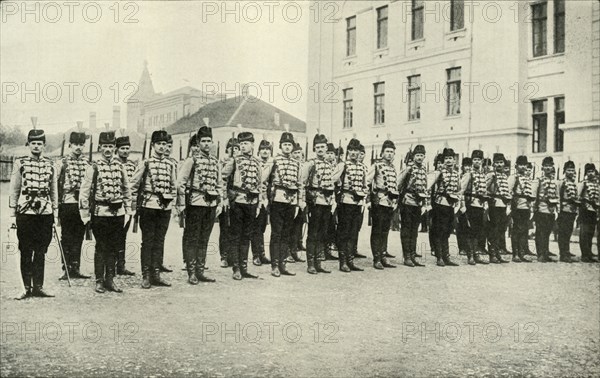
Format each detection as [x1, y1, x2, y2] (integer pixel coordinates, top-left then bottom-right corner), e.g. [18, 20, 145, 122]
[1, 1, 310, 133]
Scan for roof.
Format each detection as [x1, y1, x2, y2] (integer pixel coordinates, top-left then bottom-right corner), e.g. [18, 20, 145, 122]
[165, 95, 306, 136]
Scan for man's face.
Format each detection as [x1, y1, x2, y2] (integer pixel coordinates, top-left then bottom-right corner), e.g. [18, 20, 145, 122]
[586, 170, 596, 180]
[117, 145, 130, 159]
[472, 157, 482, 169]
[292, 150, 302, 161]
[517, 164, 527, 174]
[228, 146, 240, 157]
[542, 164, 554, 176]
[382, 148, 395, 162]
[190, 144, 200, 156]
[165, 143, 173, 156]
[315, 143, 327, 158]
[70, 142, 85, 156]
[100, 143, 116, 159]
[348, 149, 359, 161]
[565, 168, 576, 180]
[444, 156, 455, 167]
[281, 142, 293, 154]
[28, 140, 44, 155]
[259, 148, 271, 159]
[359, 152, 365, 162]
[240, 141, 253, 154]
[153, 141, 167, 156]
[527, 167, 532, 176]
[199, 137, 212, 154]
[463, 165, 472, 173]
[494, 160, 504, 171]
[325, 151, 335, 162]
[413, 153, 425, 165]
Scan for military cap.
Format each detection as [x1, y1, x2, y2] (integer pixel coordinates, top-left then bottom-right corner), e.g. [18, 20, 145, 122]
[279, 132, 294, 145]
[189, 133, 198, 146]
[238, 131, 254, 143]
[69, 132, 86, 145]
[542, 156, 554, 166]
[493, 153, 505, 163]
[516, 155, 528, 166]
[292, 143, 302, 152]
[258, 140, 272, 151]
[563, 160, 575, 171]
[26, 129, 46, 144]
[413, 144, 426, 156]
[471, 150, 484, 159]
[116, 136, 131, 148]
[151, 130, 169, 143]
[462, 157, 472, 167]
[166, 134, 173, 144]
[313, 134, 328, 149]
[99, 131, 116, 145]
[197, 126, 212, 140]
[584, 163, 596, 173]
[327, 143, 336, 153]
[381, 140, 395, 154]
[347, 138, 361, 151]
[442, 148, 455, 158]
[226, 137, 239, 150]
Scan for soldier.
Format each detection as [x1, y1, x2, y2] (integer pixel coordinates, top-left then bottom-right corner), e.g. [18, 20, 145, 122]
[485, 153, 511, 264]
[79, 131, 131, 293]
[251, 139, 273, 266]
[427, 148, 460, 267]
[114, 136, 136, 276]
[130, 130, 177, 288]
[427, 153, 445, 256]
[459, 150, 490, 265]
[10, 128, 58, 299]
[335, 138, 368, 272]
[354, 144, 369, 259]
[456, 157, 472, 257]
[302, 134, 341, 274]
[219, 137, 240, 268]
[531, 157, 559, 263]
[288, 143, 306, 263]
[507, 155, 534, 263]
[177, 126, 222, 284]
[556, 160, 580, 263]
[264, 132, 305, 277]
[324, 143, 340, 260]
[366, 140, 398, 269]
[179, 133, 200, 272]
[578, 163, 599, 263]
[165, 134, 178, 170]
[397, 144, 428, 267]
[57, 131, 91, 280]
[188, 133, 200, 158]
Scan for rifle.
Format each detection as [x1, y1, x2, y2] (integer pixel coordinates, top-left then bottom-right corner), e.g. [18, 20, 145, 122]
[142, 133, 148, 158]
[132, 161, 149, 233]
[179, 140, 183, 161]
[60, 136, 66, 157]
[85, 164, 98, 240]
[181, 158, 197, 229]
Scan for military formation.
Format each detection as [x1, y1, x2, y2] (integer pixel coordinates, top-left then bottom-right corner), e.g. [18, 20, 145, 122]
[8, 126, 600, 298]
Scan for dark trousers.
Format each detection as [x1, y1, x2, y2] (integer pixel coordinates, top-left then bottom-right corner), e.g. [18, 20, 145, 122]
[579, 210, 598, 258]
[250, 206, 268, 259]
[327, 211, 337, 247]
[16, 214, 53, 289]
[230, 202, 258, 270]
[291, 208, 304, 252]
[219, 210, 233, 261]
[91, 215, 124, 282]
[307, 204, 331, 262]
[370, 204, 393, 259]
[269, 202, 296, 265]
[400, 205, 421, 258]
[183, 206, 216, 271]
[466, 207, 485, 254]
[139, 208, 171, 269]
[557, 212, 576, 257]
[59, 203, 85, 270]
[336, 203, 362, 257]
[430, 204, 453, 258]
[488, 207, 507, 253]
[511, 209, 530, 256]
[116, 218, 131, 270]
[535, 212, 555, 257]
[456, 211, 469, 252]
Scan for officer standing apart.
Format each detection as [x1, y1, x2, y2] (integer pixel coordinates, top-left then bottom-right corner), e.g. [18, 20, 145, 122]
[79, 131, 131, 293]
[10, 128, 58, 299]
[57, 131, 91, 280]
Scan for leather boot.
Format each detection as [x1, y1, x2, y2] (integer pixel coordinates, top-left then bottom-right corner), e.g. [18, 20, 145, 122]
[347, 252, 364, 271]
[402, 246, 414, 267]
[116, 250, 135, 275]
[71, 263, 91, 279]
[253, 256, 262, 266]
[290, 250, 305, 262]
[241, 259, 259, 279]
[15, 286, 32, 300]
[95, 280, 106, 293]
[307, 259, 317, 274]
[271, 260, 281, 277]
[306, 247, 317, 274]
[473, 252, 489, 265]
[411, 252, 424, 267]
[355, 250, 368, 259]
[381, 255, 396, 268]
[260, 254, 271, 264]
[339, 251, 350, 272]
[187, 260, 199, 285]
[315, 259, 331, 273]
[383, 251, 395, 258]
[434, 243, 445, 267]
[31, 286, 54, 298]
[141, 266, 151, 289]
[442, 241, 458, 266]
[279, 260, 296, 276]
[152, 268, 171, 286]
[512, 249, 522, 263]
[489, 248, 500, 264]
[373, 250, 384, 270]
[104, 274, 123, 293]
[196, 263, 215, 282]
[158, 264, 173, 273]
[467, 250, 476, 265]
[495, 250, 510, 263]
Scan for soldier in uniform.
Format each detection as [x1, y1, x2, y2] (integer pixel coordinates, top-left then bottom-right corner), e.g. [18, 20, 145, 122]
[222, 131, 265, 280]
[531, 156, 559, 262]
[10, 128, 58, 299]
[130, 130, 177, 288]
[578, 163, 599, 263]
[397, 144, 428, 267]
[324, 143, 340, 260]
[456, 157, 472, 257]
[507, 155, 534, 263]
[157, 134, 177, 273]
[335, 138, 368, 272]
[354, 144, 369, 259]
[114, 136, 136, 275]
[484, 153, 511, 264]
[426, 153, 445, 256]
[177, 126, 221, 284]
[288, 143, 306, 263]
[79, 131, 131, 293]
[556, 160, 580, 263]
[366, 140, 399, 269]
[219, 138, 240, 268]
[264, 132, 305, 277]
[427, 148, 460, 267]
[57, 131, 91, 280]
[251, 139, 273, 266]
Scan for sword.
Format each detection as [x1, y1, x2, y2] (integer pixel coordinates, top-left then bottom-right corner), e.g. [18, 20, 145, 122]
[53, 225, 71, 287]
[7, 223, 26, 296]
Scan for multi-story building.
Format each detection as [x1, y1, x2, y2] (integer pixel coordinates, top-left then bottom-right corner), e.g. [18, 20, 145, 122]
[307, 0, 599, 171]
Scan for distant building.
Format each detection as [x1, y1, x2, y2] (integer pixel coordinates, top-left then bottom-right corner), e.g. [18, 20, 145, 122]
[307, 0, 599, 169]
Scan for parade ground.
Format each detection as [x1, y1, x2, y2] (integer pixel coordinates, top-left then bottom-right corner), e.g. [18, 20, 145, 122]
[1, 184, 599, 377]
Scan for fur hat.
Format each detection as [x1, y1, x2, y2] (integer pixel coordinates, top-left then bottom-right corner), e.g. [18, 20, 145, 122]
[442, 148, 455, 158]
[327, 143, 336, 153]
[516, 155, 528, 166]
[197, 126, 212, 140]
[238, 131, 254, 143]
[258, 140, 272, 151]
[69, 132, 86, 145]
[26, 129, 46, 144]
[115, 136, 131, 148]
[226, 137, 239, 150]
[313, 134, 328, 149]
[99, 131, 116, 145]
[279, 132, 294, 145]
[413, 144, 425, 156]
[542, 156, 554, 166]
[563, 160, 575, 171]
[151, 130, 169, 144]
[347, 138, 361, 151]
[462, 157, 472, 167]
[471, 150, 484, 159]
[292, 143, 302, 152]
[584, 163, 596, 173]
[381, 140, 396, 154]
[493, 153, 505, 163]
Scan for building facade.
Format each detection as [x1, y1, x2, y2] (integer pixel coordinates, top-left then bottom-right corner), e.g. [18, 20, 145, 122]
[307, 0, 599, 170]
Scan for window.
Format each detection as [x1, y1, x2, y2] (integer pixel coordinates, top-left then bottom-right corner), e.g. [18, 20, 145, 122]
[554, 0, 565, 53]
[532, 2, 547, 57]
[377, 6, 388, 49]
[554, 97, 564, 152]
[532, 99, 548, 153]
[446, 67, 461, 116]
[408, 75, 421, 121]
[160, 114, 164, 124]
[450, 0, 464, 31]
[346, 16, 356, 56]
[411, 0, 424, 40]
[167, 113, 171, 123]
[343, 88, 353, 129]
[174, 111, 178, 120]
[374, 82, 385, 125]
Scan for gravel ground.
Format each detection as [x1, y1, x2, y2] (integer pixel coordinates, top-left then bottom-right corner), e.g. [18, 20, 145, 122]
[1, 183, 599, 377]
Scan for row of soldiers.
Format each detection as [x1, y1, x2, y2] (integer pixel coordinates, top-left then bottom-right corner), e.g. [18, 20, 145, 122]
[9, 126, 600, 298]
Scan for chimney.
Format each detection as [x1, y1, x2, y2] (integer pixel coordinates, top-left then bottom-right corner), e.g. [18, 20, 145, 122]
[89, 112, 97, 131]
[112, 106, 121, 130]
